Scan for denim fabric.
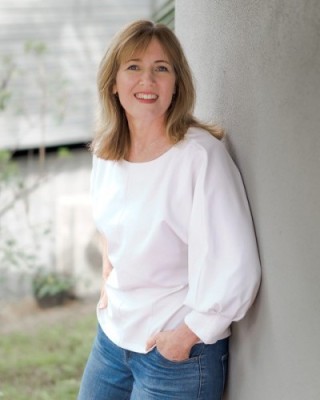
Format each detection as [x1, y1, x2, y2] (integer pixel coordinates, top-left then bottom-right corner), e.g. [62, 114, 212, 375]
[78, 324, 228, 400]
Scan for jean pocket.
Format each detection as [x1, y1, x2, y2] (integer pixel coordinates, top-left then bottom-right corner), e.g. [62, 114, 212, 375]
[154, 343, 204, 366]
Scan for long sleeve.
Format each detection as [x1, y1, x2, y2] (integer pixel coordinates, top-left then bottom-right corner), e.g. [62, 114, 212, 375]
[184, 140, 261, 344]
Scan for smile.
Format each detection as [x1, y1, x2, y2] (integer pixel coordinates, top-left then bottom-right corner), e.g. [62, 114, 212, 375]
[135, 93, 158, 100]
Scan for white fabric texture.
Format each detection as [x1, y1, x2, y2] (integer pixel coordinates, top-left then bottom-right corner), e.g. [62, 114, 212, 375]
[91, 127, 261, 353]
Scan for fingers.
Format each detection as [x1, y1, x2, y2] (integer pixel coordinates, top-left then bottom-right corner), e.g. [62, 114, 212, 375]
[145, 335, 157, 352]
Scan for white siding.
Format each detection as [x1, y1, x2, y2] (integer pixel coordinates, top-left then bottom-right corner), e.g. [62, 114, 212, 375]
[0, 0, 158, 150]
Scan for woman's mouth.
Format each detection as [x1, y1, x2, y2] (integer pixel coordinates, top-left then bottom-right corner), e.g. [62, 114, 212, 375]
[134, 93, 158, 100]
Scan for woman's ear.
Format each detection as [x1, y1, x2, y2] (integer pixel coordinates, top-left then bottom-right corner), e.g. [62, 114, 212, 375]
[112, 83, 117, 94]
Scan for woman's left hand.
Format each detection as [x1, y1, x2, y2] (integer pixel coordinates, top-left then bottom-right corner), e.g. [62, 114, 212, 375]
[145, 324, 199, 362]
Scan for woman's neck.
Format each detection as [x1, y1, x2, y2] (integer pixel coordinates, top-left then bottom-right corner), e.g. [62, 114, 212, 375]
[126, 118, 172, 163]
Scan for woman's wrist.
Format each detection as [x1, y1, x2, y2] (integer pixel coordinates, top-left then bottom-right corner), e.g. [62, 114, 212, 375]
[174, 323, 200, 349]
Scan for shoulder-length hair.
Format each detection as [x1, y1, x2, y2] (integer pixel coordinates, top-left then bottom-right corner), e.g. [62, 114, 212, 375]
[91, 20, 223, 160]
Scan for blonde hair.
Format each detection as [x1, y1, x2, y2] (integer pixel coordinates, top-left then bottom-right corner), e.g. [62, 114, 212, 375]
[92, 20, 223, 160]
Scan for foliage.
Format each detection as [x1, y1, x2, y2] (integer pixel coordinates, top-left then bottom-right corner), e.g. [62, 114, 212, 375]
[0, 149, 19, 190]
[152, 0, 175, 29]
[24, 40, 47, 55]
[0, 147, 71, 293]
[0, 311, 96, 399]
[0, 149, 39, 280]
[0, 38, 71, 219]
[32, 271, 74, 299]
[57, 146, 71, 158]
[0, 55, 15, 111]
[0, 41, 73, 300]
[0, 234, 37, 271]
[0, 149, 43, 276]
[0, 40, 70, 161]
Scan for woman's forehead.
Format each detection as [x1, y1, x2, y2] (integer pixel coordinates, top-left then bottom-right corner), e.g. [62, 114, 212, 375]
[118, 37, 171, 64]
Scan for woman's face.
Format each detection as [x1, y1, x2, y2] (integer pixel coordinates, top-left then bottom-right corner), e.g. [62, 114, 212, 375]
[113, 38, 176, 126]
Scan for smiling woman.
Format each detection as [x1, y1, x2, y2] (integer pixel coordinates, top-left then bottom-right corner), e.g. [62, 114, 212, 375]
[78, 20, 261, 400]
[112, 38, 176, 162]
[92, 20, 224, 161]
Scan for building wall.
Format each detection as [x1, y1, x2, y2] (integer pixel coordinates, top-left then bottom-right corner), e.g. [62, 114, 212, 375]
[176, 1, 320, 399]
[0, 0, 168, 300]
[0, 148, 95, 300]
[0, 0, 160, 149]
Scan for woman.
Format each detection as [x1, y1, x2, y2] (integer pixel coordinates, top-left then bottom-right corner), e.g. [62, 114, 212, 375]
[78, 20, 261, 400]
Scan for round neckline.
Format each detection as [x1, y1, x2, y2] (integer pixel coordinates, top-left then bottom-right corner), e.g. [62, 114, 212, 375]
[122, 143, 178, 166]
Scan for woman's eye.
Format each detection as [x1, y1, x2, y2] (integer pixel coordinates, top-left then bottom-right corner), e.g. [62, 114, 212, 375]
[156, 65, 169, 72]
[127, 65, 139, 71]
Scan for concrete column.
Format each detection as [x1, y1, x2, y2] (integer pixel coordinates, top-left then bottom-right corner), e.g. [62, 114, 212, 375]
[176, 1, 320, 399]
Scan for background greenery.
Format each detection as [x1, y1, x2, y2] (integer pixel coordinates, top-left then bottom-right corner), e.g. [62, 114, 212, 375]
[0, 311, 96, 399]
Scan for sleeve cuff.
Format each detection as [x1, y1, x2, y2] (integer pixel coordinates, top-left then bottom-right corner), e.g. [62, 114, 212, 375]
[184, 310, 231, 344]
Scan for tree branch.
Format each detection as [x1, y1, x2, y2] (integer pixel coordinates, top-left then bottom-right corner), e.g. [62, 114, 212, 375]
[0, 175, 47, 218]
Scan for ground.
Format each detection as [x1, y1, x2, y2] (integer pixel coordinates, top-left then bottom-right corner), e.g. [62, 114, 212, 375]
[0, 295, 98, 335]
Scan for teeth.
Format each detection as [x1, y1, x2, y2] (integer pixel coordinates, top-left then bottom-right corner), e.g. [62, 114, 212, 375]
[135, 93, 158, 100]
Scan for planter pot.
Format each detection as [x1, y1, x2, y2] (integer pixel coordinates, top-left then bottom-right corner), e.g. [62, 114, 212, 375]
[35, 291, 68, 309]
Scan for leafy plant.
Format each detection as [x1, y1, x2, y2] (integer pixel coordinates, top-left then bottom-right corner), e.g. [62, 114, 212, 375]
[32, 271, 74, 299]
[0, 146, 73, 301]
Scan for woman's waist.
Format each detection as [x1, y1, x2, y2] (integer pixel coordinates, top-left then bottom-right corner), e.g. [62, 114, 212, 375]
[97, 288, 192, 353]
[105, 283, 188, 311]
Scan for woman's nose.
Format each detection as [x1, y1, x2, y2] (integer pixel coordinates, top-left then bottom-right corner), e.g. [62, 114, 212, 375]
[139, 69, 155, 85]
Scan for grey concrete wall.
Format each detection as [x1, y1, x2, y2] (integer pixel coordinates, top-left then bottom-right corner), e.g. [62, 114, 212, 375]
[176, 1, 320, 399]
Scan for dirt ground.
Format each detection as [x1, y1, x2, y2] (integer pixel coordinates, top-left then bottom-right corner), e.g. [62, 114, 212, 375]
[0, 295, 98, 335]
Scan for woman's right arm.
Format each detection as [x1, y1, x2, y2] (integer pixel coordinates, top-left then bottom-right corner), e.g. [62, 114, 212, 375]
[98, 234, 113, 309]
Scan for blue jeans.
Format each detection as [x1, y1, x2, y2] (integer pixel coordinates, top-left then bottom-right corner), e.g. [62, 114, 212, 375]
[78, 324, 229, 400]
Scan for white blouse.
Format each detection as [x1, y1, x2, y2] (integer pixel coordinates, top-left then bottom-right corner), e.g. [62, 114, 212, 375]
[91, 127, 261, 353]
